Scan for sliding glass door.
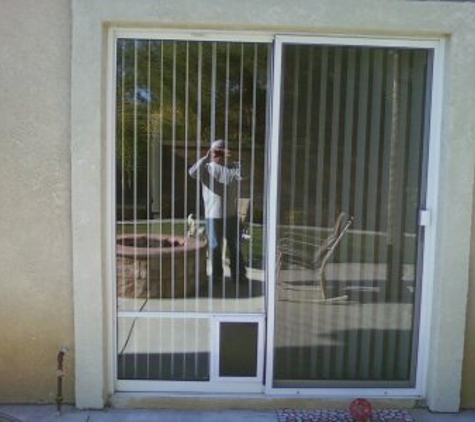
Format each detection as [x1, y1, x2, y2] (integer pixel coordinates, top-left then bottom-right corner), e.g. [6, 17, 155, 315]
[270, 39, 432, 388]
[112, 33, 435, 392]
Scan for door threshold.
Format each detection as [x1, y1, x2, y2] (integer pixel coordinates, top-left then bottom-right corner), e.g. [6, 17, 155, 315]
[109, 392, 417, 411]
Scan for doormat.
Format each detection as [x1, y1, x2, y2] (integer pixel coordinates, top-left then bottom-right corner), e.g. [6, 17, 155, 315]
[277, 408, 414, 421]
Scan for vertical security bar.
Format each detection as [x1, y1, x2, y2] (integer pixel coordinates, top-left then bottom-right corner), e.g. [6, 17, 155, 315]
[158, 41, 164, 378]
[183, 43, 190, 375]
[120, 40, 126, 301]
[312, 46, 328, 378]
[194, 43, 203, 377]
[302, 47, 314, 245]
[314, 47, 328, 239]
[146, 40, 152, 375]
[384, 50, 400, 380]
[323, 47, 342, 379]
[132, 39, 139, 377]
[210, 42, 217, 143]
[364, 48, 384, 379]
[210, 42, 217, 310]
[236, 43, 244, 300]
[224, 43, 230, 310]
[184, 42, 190, 307]
[336, 48, 356, 379]
[225, 43, 230, 143]
[391, 51, 410, 380]
[327, 49, 342, 227]
[373, 49, 396, 379]
[365, 49, 383, 379]
[353, 48, 370, 379]
[170, 41, 177, 378]
[171, 42, 177, 306]
[248, 43, 258, 305]
[302, 49, 314, 366]
[285, 44, 300, 376]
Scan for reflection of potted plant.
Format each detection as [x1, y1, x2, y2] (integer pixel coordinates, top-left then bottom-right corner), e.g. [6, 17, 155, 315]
[116, 234, 207, 299]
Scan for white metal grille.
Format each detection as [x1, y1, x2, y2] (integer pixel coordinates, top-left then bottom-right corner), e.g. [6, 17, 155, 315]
[115, 39, 270, 381]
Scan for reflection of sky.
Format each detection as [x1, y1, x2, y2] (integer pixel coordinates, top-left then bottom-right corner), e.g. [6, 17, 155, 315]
[126, 87, 152, 104]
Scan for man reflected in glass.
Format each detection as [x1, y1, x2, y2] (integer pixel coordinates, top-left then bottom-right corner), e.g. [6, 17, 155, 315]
[189, 139, 247, 285]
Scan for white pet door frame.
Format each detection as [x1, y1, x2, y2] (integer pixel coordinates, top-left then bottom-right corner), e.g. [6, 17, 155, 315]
[212, 315, 265, 383]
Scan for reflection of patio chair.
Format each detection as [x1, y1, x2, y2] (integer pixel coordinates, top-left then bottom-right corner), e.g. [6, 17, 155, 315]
[277, 212, 354, 302]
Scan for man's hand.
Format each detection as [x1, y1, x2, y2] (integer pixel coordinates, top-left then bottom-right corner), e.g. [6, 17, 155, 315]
[206, 147, 231, 161]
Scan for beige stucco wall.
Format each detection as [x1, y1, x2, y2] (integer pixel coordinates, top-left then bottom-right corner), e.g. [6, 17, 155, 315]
[1, 0, 475, 411]
[0, 0, 74, 403]
[71, 0, 475, 411]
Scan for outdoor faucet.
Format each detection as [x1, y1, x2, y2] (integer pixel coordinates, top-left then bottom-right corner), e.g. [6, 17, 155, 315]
[56, 346, 69, 415]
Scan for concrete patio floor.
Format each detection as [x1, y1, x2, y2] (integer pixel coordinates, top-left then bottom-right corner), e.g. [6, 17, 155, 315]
[1, 405, 475, 422]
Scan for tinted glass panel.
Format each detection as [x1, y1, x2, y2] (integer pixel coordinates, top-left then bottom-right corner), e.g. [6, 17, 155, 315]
[273, 45, 431, 387]
[117, 317, 210, 381]
[219, 322, 258, 377]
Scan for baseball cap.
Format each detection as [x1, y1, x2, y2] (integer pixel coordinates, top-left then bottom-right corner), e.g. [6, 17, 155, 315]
[210, 139, 227, 150]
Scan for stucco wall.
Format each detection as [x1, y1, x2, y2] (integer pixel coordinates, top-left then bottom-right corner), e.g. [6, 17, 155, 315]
[71, 0, 475, 411]
[0, 0, 74, 403]
[1, 0, 475, 411]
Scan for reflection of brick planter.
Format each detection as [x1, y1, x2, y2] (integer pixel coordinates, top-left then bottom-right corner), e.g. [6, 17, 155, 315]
[116, 234, 207, 298]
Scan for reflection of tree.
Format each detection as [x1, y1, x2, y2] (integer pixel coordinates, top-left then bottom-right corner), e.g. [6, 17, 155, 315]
[116, 39, 269, 219]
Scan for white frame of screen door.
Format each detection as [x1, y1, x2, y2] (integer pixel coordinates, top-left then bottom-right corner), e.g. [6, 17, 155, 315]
[264, 35, 444, 398]
[110, 29, 272, 394]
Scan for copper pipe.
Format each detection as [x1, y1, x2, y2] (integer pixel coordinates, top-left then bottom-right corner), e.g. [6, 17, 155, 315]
[56, 346, 68, 414]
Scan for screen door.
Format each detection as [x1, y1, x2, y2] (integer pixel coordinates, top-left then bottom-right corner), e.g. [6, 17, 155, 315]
[114, 37, 270, 391]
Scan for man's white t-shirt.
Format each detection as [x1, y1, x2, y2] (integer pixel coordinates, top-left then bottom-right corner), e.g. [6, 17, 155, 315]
[188, 157, 242, 218]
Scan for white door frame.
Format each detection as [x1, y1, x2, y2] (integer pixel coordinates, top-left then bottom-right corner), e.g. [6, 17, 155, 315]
[107, 29, 445, 398]
[109, 29, 271, 394]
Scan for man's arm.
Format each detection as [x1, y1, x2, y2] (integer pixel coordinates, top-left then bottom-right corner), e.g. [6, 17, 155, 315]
[188, 149, 212, 179]
[204, 163, 241, 185]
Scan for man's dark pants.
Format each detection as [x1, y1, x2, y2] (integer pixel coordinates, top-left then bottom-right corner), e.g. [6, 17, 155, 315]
[205, 217, 247, 283]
